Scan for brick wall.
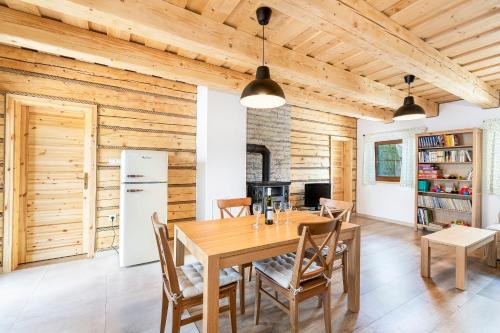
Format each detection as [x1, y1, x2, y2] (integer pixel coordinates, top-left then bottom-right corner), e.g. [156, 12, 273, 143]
[246, 106, 291, 182]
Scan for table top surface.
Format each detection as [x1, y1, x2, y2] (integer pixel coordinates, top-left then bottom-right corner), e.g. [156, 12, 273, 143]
[175, 211, 359, 257]
[422, 225, 496, 247]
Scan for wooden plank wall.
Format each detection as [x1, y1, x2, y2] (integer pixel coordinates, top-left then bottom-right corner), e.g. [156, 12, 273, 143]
[0, 46, 197, 260]
[290, 105, 357, 208]
[0, 94, 4, 266]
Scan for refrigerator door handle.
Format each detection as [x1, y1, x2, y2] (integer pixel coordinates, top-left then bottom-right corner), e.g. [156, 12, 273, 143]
[126, 189, 144, 193]
[127, 174, 144, 178]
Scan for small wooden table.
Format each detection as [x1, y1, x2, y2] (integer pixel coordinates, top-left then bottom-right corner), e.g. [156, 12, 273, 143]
[174, 211, 361, 333]
[421, 226, 497, 290]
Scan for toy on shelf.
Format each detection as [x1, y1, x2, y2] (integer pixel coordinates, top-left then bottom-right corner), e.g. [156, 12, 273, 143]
[431, 184, 443, 193]
[451, 220, 471, 227]
[459, 185, 472, 195]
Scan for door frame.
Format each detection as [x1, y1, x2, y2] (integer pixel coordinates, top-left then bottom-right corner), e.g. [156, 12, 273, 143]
[2, 94, 97, 272]
[329, 136, 354, 202]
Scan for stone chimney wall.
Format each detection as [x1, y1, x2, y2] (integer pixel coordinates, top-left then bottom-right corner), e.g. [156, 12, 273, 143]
[246, 106, 291, 182]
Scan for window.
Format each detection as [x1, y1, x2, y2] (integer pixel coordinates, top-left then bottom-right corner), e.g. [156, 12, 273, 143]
[375, 139, 403, 182]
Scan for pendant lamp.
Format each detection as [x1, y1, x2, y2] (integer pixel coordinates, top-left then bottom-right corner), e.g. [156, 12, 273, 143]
[393, 75, 426, 121]
[240, 7, 286, 109]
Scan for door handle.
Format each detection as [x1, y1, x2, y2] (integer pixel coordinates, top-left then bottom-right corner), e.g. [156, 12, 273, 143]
[84, 172, 88, 190]
[126, 189, 144, 193]
[127, 174, 144, 178]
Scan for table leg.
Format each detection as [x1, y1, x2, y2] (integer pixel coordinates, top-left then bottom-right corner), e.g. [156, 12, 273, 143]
[203, 255, 220, 333]
[421, 238, 430, 278]
[174, 229, 185, 267]
[487, 235, 497, 267]
[347, 226, 360, 312]
[456, 246, 467, 290]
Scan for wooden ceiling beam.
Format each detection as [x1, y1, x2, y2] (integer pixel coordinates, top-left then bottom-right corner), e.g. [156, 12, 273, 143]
[0, 6, 392, 121]
[18, 0, 436, 115]
[264, 0, 499, 109]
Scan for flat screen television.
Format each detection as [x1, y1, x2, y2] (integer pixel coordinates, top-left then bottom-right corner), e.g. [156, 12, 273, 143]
[304, 183, 331, 210]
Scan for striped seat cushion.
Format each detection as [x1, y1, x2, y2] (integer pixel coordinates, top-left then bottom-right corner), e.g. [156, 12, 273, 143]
[253, 253, 322, 289]
[176, 262, 241, 298]
[305, 242, 347, 259]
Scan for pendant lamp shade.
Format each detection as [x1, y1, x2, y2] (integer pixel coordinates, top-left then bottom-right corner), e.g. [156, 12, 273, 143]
[240, 66, 286, 109]
[393, 96, 426, 120]
[240, 7, 286, 109]
[393, 75, 426, 121]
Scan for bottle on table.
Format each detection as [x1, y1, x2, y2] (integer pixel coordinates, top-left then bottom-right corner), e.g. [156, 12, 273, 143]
[265, 187, 273, 225]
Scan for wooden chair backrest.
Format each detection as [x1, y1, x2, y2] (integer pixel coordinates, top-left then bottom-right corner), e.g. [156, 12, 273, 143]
[217, 197, 252, 219]
[319, 198, 353, 223]
[151, 212, 181, 297]
[289, 210, 346, 290]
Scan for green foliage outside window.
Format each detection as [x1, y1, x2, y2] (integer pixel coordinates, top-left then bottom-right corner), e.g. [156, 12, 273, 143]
[375, 140, 402, 181]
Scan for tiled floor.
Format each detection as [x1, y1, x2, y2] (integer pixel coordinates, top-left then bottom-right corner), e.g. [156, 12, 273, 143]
[1, 216, 499, 333]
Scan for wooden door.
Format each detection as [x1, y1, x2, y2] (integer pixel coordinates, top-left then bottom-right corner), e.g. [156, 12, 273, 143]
[330, 137, 353, 201]
[3, 95, 96, 270]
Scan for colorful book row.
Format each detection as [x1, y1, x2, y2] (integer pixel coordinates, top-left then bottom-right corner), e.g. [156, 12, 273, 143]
[418, 195, 472, 212]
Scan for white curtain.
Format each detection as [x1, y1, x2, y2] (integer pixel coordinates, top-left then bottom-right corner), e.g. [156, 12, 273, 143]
[484, 119, 500, 195]
[363, 127, 426, 187]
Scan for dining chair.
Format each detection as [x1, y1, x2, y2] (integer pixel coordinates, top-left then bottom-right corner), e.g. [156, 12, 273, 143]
[151, 212, 240, 333]
[217, 197, 253, 314]
[318, 198, 354, 293]
[253, 212, 346, 333]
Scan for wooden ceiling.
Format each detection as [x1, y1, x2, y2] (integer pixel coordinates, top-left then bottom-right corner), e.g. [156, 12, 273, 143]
[0, 0, 498, 121]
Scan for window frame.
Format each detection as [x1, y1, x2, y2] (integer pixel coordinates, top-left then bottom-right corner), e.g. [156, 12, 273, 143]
[375, 139, 403, 183]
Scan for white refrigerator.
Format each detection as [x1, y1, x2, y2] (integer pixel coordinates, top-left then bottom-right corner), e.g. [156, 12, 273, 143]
[119, 150, 168, 267]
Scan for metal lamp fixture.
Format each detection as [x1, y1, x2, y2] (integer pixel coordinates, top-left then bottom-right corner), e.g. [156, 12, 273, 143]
[393, 75, 426, 121]
[240, 7, 286, 109]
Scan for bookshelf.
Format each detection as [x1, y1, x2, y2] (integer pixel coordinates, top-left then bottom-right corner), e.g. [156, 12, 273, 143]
[415, 128, 482, 231]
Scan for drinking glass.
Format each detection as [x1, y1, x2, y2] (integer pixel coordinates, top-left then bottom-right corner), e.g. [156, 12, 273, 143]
[283, 202, 292, 224]
[273, 201, 282, 225]
[252, 203, 262, 229]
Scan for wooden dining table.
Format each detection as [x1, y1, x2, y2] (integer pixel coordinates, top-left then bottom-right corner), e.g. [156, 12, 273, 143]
[174, 210, 361, 333]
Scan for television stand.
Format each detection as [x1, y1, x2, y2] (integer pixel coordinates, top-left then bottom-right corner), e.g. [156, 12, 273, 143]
[299, 207, 321, 213]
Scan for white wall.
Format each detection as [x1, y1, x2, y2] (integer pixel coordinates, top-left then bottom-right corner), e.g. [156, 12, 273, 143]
[196, 87, 247, 220]
[357, 100, 500, 227]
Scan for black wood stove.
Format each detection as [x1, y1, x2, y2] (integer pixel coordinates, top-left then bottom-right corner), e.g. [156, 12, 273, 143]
[246, 144, 290, 212]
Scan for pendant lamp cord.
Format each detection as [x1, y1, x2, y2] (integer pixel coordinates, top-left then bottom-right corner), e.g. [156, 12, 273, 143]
[262, 24, 265, 66]
[407, 81, 411, 96]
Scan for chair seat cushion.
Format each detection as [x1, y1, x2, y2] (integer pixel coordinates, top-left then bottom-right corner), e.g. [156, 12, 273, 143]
[253, 253, 322, 289]
[176, 262, 241, 298]
[305, 242, 347, 259]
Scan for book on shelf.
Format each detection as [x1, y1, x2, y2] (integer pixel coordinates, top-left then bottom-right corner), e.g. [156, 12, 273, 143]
[418, 134, 460, 148]
[417, 207, 432, 225]
[418, 164, 442, 179]
[418, 149, 472, 163]
[418, 195, 472, 212]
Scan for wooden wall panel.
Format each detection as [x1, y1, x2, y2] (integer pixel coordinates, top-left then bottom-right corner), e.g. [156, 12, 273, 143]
[0, 46, 196, 259]
[290, 105, 357, 208]
[0, 94, 4, 266]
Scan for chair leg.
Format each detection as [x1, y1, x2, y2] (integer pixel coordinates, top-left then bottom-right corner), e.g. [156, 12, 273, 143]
[248, 265, 253, 282]
[160, 290, 168, 333]
[316, 295, 322, 308]
[254, 272, 262, 325]
[322, 289, 332, 333]
[171, 303, 182, 333]
[238, 265, 246, 314]
[229, 287, 238, 333]
[289, 297, 299, 333]
[342, 251, 348, 293]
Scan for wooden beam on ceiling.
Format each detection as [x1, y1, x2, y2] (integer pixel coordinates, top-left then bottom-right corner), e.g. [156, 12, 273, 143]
[0, 6, 392, 121]
[17, 0, 437, 116]
[264, 0, 499, 109]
